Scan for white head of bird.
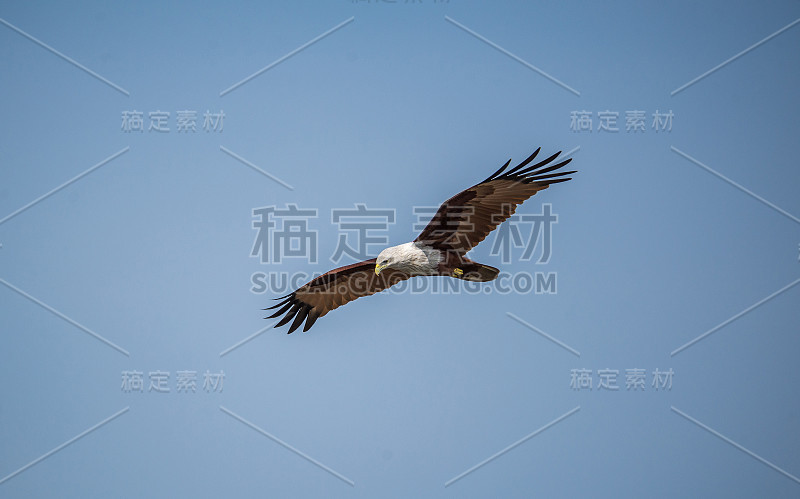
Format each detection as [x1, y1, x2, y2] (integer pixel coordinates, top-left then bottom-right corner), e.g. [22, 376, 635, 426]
[374, 242, 441, 276]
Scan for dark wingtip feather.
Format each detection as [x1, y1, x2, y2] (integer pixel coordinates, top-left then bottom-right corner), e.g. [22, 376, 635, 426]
[482, 148, 575, 184]
[266, 299, 295, 319]
[274, 302, 301, 328]
[303, 310, 321, 332]
[503, 147, 541, 176]
[525, 151, 561, 171]
[529, 170, 577, 182]
[484, 158, 512, 182]
[288, 305, 310, 334]
[265, 296, 292, 310]
[535, 177, 573, 186]
[517, 156, 572, 177]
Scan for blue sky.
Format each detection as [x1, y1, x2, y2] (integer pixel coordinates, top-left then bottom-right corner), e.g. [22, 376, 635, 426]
[1, 1, 799, 497]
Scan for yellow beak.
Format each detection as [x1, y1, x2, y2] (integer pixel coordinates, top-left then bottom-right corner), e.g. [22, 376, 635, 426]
[375, 264, 385, 275]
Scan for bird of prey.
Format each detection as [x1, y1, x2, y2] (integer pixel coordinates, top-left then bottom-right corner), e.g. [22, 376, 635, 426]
[266, 147, 575, 333]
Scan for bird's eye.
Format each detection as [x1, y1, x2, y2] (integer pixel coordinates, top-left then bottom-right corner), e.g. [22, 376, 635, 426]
[380, 259, 388, 265]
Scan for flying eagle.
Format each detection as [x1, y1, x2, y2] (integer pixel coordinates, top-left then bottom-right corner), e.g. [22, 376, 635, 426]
[266, 147, 575, 333]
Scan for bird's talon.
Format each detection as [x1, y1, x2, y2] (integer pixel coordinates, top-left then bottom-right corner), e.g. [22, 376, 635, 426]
[452, 268, 464, 277]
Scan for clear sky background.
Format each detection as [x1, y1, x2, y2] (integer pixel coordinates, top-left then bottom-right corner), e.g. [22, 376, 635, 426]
[1, 1, 799, 497]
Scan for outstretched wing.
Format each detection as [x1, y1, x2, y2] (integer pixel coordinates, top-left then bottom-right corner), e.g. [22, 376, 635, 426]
[414, 148, 575, 253]
[265, 259, 411, 333]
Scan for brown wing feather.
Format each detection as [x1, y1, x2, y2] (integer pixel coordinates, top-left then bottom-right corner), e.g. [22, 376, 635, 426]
[265, 258, 410, 333]
[414, 148, 575, 253]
